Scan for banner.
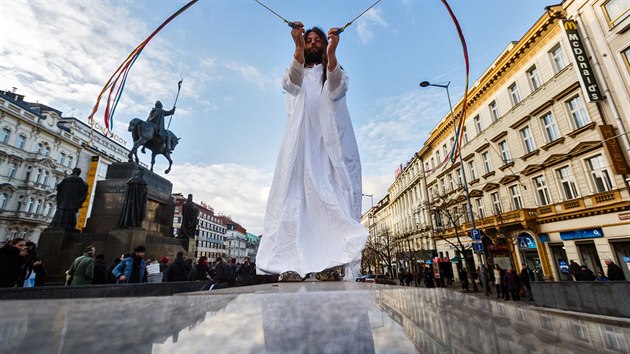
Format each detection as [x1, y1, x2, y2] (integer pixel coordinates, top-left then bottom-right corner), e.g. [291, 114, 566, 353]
[76, 155, 99, 230]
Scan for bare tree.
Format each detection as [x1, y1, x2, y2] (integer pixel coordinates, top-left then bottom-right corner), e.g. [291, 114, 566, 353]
[362, 226, 396, 277]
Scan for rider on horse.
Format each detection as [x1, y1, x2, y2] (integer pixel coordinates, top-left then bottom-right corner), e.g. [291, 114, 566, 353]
[147, 100, 176, 152]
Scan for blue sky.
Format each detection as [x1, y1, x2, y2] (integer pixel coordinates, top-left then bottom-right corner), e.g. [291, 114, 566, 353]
[1, 0, 550, 234]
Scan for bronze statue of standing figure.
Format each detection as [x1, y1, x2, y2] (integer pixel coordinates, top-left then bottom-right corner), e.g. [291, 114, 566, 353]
[49, 168, 88, 232]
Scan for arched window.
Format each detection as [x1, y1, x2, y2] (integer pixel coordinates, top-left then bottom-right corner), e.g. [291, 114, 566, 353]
[35, 169, 43, 184]
[43, 171, 49, 185]
[16, 134, 26, 149]
[43, 146, 50, 157]
[34, 143, 43, 154]
[0, 128, 10, 143]
[25, 198, 33, 213]
[33, 199, 41, 214]
[0, 193, 8, 209]
[59, 152, 66, 165]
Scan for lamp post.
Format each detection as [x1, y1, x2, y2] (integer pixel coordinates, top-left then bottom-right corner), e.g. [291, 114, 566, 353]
[420, 80, 489, 295]
[362, 193, 375, 273]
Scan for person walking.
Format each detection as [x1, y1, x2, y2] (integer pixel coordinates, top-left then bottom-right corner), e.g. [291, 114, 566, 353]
[256, 23, 368, 280]
[189, 256, 212, 282]
[505, 268, 521, 301]
[236, 257, 254, 286]
[112, 246, 148, 283]
[519, 263, 535, 301]
[604, 258, 626, 281]
[67, 246, 96, 286]
[0, 238, 28, 288]
[459, 267, 469, 292]
[576, 264, 596, 281]
[493, 264, 504, 299]
[166, 252, 190, 282]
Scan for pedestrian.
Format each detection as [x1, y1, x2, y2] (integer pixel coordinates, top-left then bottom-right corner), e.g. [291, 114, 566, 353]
[166, 252, 190, 282]
[67, 245, 96, 286]
[0, 238, 28, 288]
[236, 257, 254, 286]
[505, 268, 521, 301]
[519, 263, 535, 301]
[92, 253, 108, 284]
[212, 257, 229, 289]
[20, 241, 47, 287]
[112, 245, 148, 283]
[256, 23, 368, 280]
[576, 264, 596, 281]
[493, 264, 504, 299]
[159, 256, 169, 282]
[227, 258, 237, 287]
[106, 256, 122, 284]
[188, 256, 212, 281]
[459, 268, 469, 292]
[569, 260, 581, 281]
[423, 267, 435, 288]
[604, 258, 626, 281]
[399, 271, 406, 286]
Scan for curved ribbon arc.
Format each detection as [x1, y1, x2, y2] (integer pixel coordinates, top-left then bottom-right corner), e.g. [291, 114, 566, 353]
[440, 0, 470, 164]
[88, 0, 198, 141]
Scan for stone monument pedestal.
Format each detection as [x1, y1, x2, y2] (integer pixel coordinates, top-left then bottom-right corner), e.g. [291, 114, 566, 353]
[38, 162, 187, 283]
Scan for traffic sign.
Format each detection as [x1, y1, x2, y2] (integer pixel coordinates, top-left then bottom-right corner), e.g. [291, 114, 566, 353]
[473, 241, 484, 253]
[471, 228, 481, 240]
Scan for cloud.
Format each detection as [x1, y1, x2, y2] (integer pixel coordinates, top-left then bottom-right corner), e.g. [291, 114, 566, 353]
[223, 62, 273, 90]
[355, 8, 388, 45]
[155, 162, 273, 235]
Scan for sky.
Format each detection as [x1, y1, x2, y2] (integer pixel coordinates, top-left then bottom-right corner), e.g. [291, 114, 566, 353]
[1, 0, 551, 235]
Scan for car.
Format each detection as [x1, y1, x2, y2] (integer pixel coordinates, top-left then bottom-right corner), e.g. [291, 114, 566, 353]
[355, 274, 370, 282]
[362, 274, 396, 285]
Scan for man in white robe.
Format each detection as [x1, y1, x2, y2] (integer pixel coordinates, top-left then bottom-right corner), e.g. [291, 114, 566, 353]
[256, 23, 368, 280]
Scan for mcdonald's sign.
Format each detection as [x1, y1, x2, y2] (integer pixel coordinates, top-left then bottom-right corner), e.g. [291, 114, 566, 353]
[560, 20, 602, 102]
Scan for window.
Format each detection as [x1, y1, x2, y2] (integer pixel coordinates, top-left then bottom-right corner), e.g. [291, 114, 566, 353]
[585, 154, 613, 193]
[475, 197, 485, 218]
[468, 160, 477, 180]
[15, 135, 26, 149]
[430, 157, 435, 169]
[533, 175, 552, 206]
[557, 166, 579, 200]
[0, 193, 7, 209]
[508, 83, 521, 106]
[25, 198, 33, 213]
[491, 192, 502, 214]
[34, 143, 43, 154]
[527, 65, 542, 90]
[448, 174, 455, 191]
[436, 150, 441, 164]
[443, 143, 448, 158]
[463, 126, 469, 144]
[489, 101, 500, 121]
[456, 168, 463, 186]
[566, 96, 590, 129]
[67, 156, 73, 167]
[509, 185, 523, 210]
[603, 0, 630, 26]
[51, 176, 57, 188]
[43, 146, 50, 157]
[474, 115, 482, 133]
[540, 112, 560, 143]
[549, 44, 567, 73]
[498, 140, 512, 164]
[520, 126, 536, 154]
[43, 171, 49, 185]
[623, 46, 630, 72]
[0, 128, 10, 143]
[33, 199, 41, 214]
[59, 153, 66, 165]
[7, 163, 17, 179]
[482, 151, 493, 173]
[35, 169, 43, 184]
[43, 203, 52, 217]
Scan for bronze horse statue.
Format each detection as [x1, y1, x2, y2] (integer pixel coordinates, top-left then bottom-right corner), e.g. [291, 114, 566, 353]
[128, 118, 179, 174]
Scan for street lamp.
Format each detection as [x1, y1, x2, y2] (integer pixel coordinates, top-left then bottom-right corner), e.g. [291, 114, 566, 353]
[420, 80, 489, 295]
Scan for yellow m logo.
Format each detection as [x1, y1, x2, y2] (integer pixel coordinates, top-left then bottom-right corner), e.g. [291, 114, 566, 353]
[564, 20, 577, 30]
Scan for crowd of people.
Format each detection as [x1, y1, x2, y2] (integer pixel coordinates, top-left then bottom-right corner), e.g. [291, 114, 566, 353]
[0, 238, 47, 288]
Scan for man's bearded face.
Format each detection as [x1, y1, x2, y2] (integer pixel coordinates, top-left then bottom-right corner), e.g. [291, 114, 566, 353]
[304, 31, 324, 65]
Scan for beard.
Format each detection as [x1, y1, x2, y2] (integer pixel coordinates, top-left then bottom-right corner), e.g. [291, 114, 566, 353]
[305, 46, 323, 66]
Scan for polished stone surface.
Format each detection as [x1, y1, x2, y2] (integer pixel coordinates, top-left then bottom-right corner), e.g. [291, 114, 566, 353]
[1, 282, 628, 353]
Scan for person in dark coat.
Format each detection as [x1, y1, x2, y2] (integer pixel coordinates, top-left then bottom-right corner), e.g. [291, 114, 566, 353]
[505, 268, 520, 301]
[604, 258, 626, 281]
[167, 252, 190, 282]
[112, 246, 148, 283]
[92, 253, 108, 284]
[423, 267, 435, 288]
[19, 241, 47, 287]
[458, 267, 469, 292]
[236, 257, 254, 286]
[189, 256, 212, 281]
[569, 260, 581, 281]
[519, 263, 535, 301]
[576, 264, 596, 281]
[0, 238, 27, 287]
[106, 256, 122, 284]
[212, 257, 230, 289]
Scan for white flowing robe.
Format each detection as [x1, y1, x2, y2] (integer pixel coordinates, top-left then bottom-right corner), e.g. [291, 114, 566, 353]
[256, 59, 368, 278]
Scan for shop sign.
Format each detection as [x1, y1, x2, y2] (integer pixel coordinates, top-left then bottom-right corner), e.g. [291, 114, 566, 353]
[560, 227, 604, 240]
[517, 234, 537, 249]
[560, 20, 602, 102]
[538, 233, 550, 242]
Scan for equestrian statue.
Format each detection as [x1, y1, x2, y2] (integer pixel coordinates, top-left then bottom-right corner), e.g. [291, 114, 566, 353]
[127, 80, 182, 174]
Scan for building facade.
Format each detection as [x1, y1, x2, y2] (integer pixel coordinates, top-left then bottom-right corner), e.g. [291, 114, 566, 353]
[374, 2, 630, 282]
[172, 193, 226, 260]
[219, 216, 248, 264]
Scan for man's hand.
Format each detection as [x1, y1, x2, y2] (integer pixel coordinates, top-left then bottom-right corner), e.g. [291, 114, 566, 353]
[292, 21, 305, 64]
[327, 28, 340, 71]
[119, 275, 126, 282]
